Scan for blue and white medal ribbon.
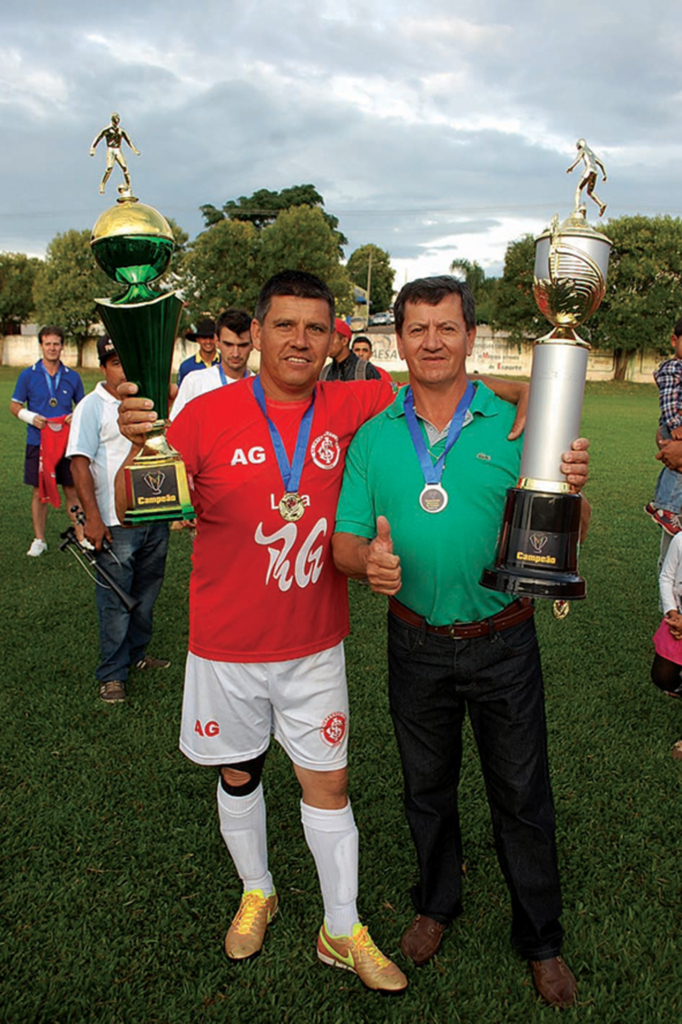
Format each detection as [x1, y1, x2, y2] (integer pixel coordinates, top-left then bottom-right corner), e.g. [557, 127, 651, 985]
[253, 376, 316, 521]
[403, 381, 475, 514]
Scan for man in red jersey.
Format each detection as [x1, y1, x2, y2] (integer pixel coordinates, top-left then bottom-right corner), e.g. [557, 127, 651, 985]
[116, 270, 527, 993]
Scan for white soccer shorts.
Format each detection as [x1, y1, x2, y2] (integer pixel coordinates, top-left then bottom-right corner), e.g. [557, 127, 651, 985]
[179, 642, 349, 772]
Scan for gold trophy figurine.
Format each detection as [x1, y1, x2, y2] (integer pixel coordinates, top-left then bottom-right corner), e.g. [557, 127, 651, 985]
[567, 138, 608, 218]
[89, 112, 140, 197]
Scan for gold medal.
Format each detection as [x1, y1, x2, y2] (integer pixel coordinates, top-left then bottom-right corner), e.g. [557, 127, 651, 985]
[279, 493, 305, 522]
[552, 600, 570, 620]
[49, 398, 58, 408]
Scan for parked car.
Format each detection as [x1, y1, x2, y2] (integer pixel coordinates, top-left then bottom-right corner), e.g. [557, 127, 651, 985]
[369, 312, 392, 326]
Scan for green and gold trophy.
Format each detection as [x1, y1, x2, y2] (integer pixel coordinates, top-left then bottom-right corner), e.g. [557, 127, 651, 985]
[481, 139, 611, 601]
[90, 114, 194, 523]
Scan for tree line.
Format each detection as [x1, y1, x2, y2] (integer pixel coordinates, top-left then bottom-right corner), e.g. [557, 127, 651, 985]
[452, 215, 682, 379]
[2, 185, 681, 374]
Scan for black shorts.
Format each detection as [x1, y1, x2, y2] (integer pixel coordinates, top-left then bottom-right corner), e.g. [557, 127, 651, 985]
[24, 444, 74, 488]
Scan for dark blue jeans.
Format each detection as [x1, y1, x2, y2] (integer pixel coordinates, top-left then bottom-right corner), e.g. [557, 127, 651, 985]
[95, 523, 169, 683]
[388, 611, 563, 960]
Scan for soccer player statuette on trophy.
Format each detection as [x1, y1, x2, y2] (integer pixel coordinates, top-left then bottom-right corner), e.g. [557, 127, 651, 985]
[89, 114, 194, 523]
[481, 139, 612, 600]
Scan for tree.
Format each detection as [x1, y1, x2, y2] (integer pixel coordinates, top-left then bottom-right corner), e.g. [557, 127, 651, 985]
[259, 206, 353, 314]
[492, 234, 545, 343]
[589, 215, 682, 378]
[200, 183, 347, 254]
[346, 244, 395, 314]
[450, 258, 498, 325]
[33, 229, 111, 365]
[0, 252, 42, 334]
[179, 219, 261, 321]
[164, 216, 189, 278]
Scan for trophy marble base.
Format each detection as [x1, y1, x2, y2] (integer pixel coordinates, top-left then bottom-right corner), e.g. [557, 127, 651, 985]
[124, 452, 195, 524]
[480, 488, 585, 600]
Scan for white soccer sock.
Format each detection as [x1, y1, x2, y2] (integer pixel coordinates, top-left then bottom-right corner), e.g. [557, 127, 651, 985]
[217, 781, 274, 896]
[301, 799, 359, 937]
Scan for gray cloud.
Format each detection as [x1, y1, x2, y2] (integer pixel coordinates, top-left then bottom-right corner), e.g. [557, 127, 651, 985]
[1, 0, 681, 279]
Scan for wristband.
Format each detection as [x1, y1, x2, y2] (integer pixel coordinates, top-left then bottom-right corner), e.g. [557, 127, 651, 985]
[18, 409, 38, 426]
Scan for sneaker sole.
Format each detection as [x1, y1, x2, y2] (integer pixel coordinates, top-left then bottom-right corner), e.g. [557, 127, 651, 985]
[317, 949, 355, 973]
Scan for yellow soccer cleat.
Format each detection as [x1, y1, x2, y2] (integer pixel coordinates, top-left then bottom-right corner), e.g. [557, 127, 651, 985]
[317, 922, 408, 994]
[224, 889, 278, 960]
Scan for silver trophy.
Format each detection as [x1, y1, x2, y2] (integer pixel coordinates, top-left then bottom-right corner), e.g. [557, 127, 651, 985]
[481, 140, 611, 600]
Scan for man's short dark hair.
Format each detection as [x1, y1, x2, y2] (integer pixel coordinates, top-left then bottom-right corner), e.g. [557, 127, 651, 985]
[216, 308, 252, 337]
[393, 276, 476, 334]
[255, 270, 335, 327]
[38, 325, 65, 344]
[673, 317, 682, 338]
[352, 336, 372, 354]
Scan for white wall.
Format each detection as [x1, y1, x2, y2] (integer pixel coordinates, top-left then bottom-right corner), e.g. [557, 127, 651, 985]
[0, 328, 658, 383]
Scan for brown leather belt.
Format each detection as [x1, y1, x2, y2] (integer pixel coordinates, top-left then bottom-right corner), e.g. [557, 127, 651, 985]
[388, 595, 534, 640]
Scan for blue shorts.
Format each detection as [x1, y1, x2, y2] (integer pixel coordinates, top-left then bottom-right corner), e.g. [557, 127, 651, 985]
[24, 444, 74, 488]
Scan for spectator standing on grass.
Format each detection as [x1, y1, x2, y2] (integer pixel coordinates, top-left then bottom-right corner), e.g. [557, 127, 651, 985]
[67, 337, 170, 704]
[10, 325, 86, 557]
[644, 317, 682, 546]
[176, 319, 220, 388]
[332, 275, 590, 1009]
[320, 319, 382, 382]
[170, 309, 253, 421]
[351, 336, 394, 385]
[651, 531, 682, 761]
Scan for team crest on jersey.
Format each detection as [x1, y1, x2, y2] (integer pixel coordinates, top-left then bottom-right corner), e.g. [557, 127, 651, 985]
[320, 711, 347, 746]
[311, 431, 340, 470]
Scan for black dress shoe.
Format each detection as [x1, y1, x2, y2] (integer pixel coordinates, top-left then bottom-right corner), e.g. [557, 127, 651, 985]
[400, 915, 446, 965]
[529, 956, 577, 1007]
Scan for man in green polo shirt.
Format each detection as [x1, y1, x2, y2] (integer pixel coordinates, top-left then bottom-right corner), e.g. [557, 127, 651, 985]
[332, 275, 589, 1010]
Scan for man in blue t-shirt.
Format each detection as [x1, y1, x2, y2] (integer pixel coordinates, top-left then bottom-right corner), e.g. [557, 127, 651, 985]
[10, 326, 85, 556]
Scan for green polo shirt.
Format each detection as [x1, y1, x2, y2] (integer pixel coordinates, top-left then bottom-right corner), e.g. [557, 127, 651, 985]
[335, 381, 523, 624]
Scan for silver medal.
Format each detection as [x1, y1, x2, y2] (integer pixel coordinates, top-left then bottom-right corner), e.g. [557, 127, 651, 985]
[419, 484, 448, 514]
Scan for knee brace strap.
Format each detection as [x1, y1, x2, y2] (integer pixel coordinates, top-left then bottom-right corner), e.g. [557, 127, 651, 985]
[219, 750, 268, 796]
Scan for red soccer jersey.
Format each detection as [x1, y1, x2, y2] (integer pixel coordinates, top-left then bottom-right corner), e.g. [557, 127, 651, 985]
[39, 416, 71, 508]
[167, 377, 393, 662]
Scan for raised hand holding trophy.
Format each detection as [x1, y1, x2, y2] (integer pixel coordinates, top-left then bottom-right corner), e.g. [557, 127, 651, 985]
[90, 116, 194, 523]
[481, 139, 611, 600]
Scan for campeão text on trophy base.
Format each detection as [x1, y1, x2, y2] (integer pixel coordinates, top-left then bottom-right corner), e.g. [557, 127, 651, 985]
[481, 139, 611, 600]
[90, 114, 194, 524]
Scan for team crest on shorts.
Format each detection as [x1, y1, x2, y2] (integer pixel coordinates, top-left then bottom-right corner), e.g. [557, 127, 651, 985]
[311, 432, 340, 470]
[320, 711, 347, 746]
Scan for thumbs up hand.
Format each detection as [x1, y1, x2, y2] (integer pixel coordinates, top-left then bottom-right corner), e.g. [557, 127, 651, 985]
[366, 515, 402, 595]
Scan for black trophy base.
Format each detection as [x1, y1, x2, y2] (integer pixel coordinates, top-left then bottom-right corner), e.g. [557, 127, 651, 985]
[480, 487, 585, 600]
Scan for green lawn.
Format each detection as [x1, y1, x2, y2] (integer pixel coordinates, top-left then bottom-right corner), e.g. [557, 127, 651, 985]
[1, 369, 680, 1023]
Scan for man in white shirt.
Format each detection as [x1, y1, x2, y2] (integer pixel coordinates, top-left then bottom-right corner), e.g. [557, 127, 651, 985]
[171, 309, 253, 421]
[67, 337, 170, 703]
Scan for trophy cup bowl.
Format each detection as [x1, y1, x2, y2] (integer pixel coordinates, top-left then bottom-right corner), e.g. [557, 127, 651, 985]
[91, 196, 194, 523]
[481, 209, 611, 600]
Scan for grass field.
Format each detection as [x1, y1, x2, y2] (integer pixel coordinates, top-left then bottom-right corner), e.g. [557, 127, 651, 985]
[1, 367, 681, 1023]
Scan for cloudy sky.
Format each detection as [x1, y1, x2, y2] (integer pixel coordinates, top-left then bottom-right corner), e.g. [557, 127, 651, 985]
[2, 0, 681, 284]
